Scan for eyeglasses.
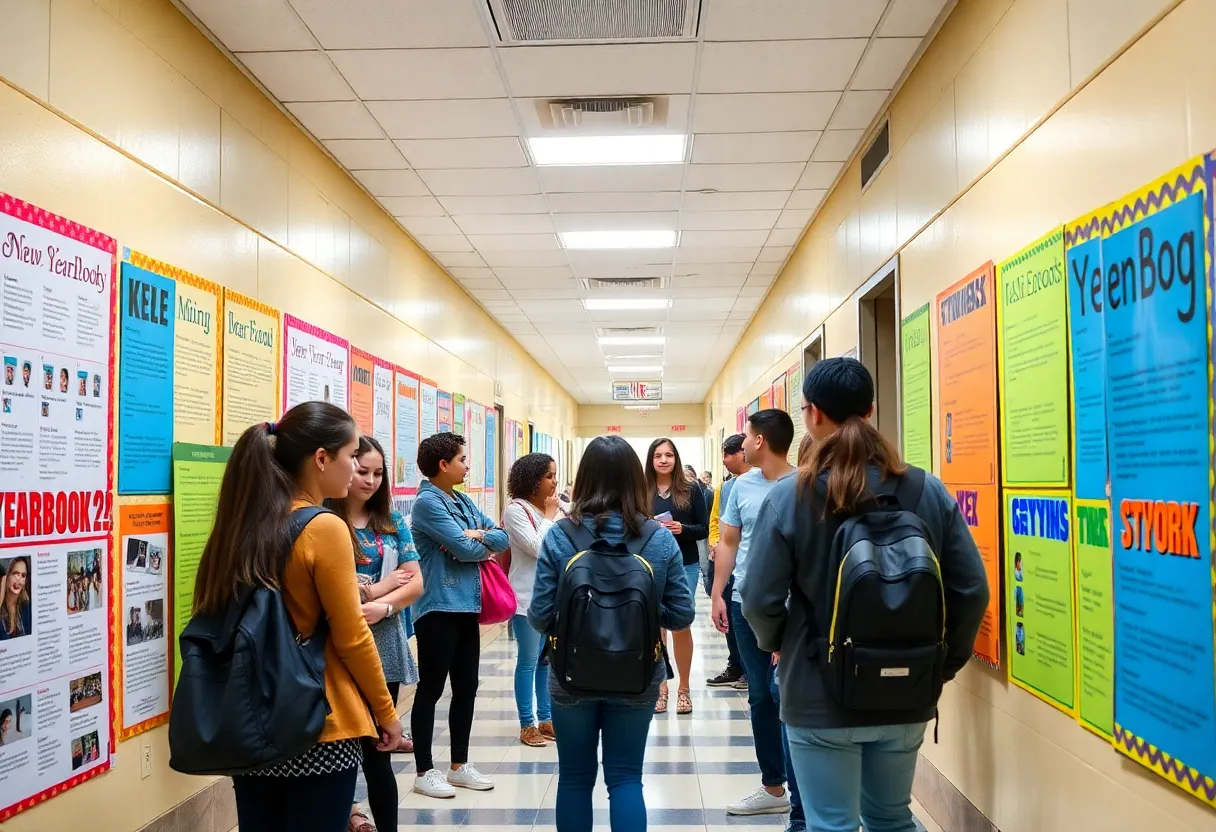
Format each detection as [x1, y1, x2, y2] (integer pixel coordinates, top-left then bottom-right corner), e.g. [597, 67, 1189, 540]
[800, 404, 811, 412]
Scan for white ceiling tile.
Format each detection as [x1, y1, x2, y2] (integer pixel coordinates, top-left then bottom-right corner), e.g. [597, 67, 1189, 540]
[693, 93, 840, 133]
[438, 195, 550, 214]
[324, 139, 408, 169]
[367, 99, 518, 139]
[829, 90, 889, 130]
[679, 211, 779, 231]
[481, 249, 571, 268]
[183, 0, 316, 51]
[509, 287, 583, 300]
[680, 229, 771, 248]
[478, 299, 520, 311]
[375, 195, 444, 215]
[538, 165, 684, 194]
[570, 263, 672, 279]
[553, 212, 679, 232]
[671, 262, 752, 277]
[852, 38, 922, 90]
[546, 192, 683, 213]
[670, 307, 729, 322]
[670, 274, 747, 289]
[286, 101, 383, 139]
[733, 295, 763, 312]
[353, 169, 429, 197]
[492, 266, 574, 283]
[668, 285, 741, 298]
[565, 249, 673, 267]
[812, 129, 865, 162]
[413, 234, 477, 252]
[786, 189, 828, 210]
[236, 51, 354, 101]
[499, 43, 697, 98]
[453, 214, 556, 235]
[675, 247, 760, 264]
[749, 262, 781, 277]
[738, 284, 772, 298]
[394, 137, 528, 169]
[453, 277, 503, 291]
[702, 0, 888, 40]
[698, 40, 866, 93]
[286, 0, 488, 48]
[468, 288, 513, 302]
[396, 215, 461, 235]
[879, 0, 951, 37]
[434, 251, 487, 268]
[466, 234, 559, 251]
[448, 267, 495, 281]
[418, 167, 541, 196]
[758, 244, 794, 261]
[684, 163, 804, 192]
[680, 191, 790, 211]
[798, 161, 844, 190]
[776, 208, 814, 229]
[517, 300, 587, 316]
[328, 49, 505, 99]
[691, 132, 821, 164]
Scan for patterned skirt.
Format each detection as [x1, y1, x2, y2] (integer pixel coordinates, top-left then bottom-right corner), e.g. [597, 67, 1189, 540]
[247, 739, 362, 778]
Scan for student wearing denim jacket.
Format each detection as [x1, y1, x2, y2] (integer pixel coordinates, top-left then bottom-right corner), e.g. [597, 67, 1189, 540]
[529, 435, 694, 832]
[408, 433, 509, 800]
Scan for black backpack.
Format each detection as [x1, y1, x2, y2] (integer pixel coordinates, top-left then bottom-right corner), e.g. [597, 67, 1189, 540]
[169, 507, 332, 776]
[547, 518, 663, 696]
[805, 467, 947, 712]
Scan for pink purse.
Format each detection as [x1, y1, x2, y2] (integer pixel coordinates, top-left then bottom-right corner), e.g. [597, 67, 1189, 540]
[478, 559, 517, 625]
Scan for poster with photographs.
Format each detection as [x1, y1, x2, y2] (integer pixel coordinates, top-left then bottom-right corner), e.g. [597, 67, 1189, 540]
[117, 504, 169, 738]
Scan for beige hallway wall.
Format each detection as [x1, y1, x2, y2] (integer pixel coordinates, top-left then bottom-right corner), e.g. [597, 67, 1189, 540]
[707, 0, 1216, 829]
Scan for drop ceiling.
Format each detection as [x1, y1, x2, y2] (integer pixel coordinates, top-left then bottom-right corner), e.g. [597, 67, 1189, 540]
[177, 0, 953, 404]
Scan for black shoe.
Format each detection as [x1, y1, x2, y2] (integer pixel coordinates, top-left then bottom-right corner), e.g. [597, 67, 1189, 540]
[706, 667, 743, 687]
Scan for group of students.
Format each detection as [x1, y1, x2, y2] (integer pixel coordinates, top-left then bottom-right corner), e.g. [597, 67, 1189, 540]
[175, 355, 990, 832]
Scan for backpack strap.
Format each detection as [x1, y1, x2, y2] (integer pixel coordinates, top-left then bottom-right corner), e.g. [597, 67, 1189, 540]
[892, 466, 926, 513]
[626, 519, 662, 555]
[557, 517, 598, 553]
[286, 506, 334, 642]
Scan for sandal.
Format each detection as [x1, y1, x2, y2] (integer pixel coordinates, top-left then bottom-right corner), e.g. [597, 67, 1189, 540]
[676, 690, 693, 715]
[348, 807, 375, 832]
[395, 732, 413, 753]
[654, 692, 668, 714]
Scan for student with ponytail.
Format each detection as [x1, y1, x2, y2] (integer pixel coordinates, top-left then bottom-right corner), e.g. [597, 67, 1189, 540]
[190, 402, 403, 831]
[742, 358, 988, 832]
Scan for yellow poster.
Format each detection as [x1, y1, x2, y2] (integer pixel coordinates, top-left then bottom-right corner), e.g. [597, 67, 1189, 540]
[221, 289, 280, 444]
[128, 252, 222, 446]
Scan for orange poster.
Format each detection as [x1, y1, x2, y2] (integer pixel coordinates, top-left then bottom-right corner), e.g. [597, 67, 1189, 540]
[935, 263, 999, 485]
[350, 347, 375, 435]
[773, 376, 787, 412]
[945, 482, 1002, 667]
[116, 503, 172, 739]
[759, 389, 773, 410]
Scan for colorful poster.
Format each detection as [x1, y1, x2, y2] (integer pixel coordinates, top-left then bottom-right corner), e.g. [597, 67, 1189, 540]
[283, 314, 349, 412]
[997, 229, 1070, 487]
[1073, 498, 1113, 739]
[118, 261, 175, 494]
[772, 376, 787, 413]
[349, 347, 375, 436]
[393, 370, 419, 495]
[785, 361, 803, 465]
[1063, 219, 1108, 501]
[1004, 490, 1075, 715]
[170, 443, 231, 679]
[736, 406, 746, 433]
[420, 379, 438, 439]
[117, 503, 170, 739]
[372, 358, 394, 486]
[469, 401, 486, 506]
[452, 393, 466, 437]
[948, 483, 1001, 667]
[1104, 158, 1214, 805]
[759, 389, 773, 410]
[221, 289, 278, 445]
[485, 407, 498, 519]
[900, 303, 932, 471]
[437, 389, 452, 432]
[747, 398, 760, 416]
[935, 263, 998, 486]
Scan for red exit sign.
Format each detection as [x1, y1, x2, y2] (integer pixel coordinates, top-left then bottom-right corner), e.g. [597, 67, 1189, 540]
[606, 425, 622, 433]
[671, 425, 686, 432]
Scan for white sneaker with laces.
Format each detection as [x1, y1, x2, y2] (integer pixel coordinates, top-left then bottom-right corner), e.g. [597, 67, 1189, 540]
[726, 786, 791, 815]
[447, 762, 495, 791]
[413, 767, 457, 799]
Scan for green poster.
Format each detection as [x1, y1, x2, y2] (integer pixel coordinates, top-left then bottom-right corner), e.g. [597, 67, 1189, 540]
[1074, 498, 1114, 738]
[997, 228, 1070, 487]
[172, 442, 232, 678]
[451, 394, 466, 492]
[900, 303, 932, 470]
[1005, 489, 1076, 714]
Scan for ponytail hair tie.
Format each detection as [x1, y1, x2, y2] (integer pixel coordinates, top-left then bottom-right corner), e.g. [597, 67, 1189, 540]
[266, 421, 278, 435]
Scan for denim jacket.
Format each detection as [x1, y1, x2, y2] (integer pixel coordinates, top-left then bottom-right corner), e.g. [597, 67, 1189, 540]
[409, 480, 509, 621]
[528, 512, 694, 702]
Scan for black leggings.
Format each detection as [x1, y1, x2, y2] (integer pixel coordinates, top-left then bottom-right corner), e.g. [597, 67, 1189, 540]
[411, 611, 480, 772]
[361, 682, 400, 830]
[233, 766, 357, 832]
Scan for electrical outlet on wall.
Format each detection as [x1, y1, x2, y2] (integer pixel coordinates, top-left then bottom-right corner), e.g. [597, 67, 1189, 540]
[141, 744, 152, 780]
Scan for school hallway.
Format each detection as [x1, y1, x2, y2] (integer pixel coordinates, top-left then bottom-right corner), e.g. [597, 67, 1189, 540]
[340, 595, 943, 831]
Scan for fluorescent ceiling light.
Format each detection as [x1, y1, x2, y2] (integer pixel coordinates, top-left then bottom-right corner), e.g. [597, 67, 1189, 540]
[604, 353, 663, 361]
[598, 336, 666, 347]
[607, 365, 663, 374]
[560, 230, 677, 250]
[529, 134, 686, 166]
[583, 298, 671, 311]
[624, 404, 660, 410]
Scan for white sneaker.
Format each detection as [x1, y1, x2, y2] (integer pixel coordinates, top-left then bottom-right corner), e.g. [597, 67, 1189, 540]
[413, 767, 456, 799]
[447, 762, 494, 791]
[726, 786, 791, 815]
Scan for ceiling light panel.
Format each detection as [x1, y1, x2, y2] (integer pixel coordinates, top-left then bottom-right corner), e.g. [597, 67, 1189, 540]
[607, 365, 663, 374]
[529, 135, 687, 166]
[560, 230, 678, 250]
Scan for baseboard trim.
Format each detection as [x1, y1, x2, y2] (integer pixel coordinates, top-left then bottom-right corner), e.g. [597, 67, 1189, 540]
[913, 754, 999, 832]
[137, 778, 235, 832]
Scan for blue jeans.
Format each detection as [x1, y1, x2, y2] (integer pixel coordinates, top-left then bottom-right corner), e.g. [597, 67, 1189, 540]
[551, 697, 656, 831]
[771, 663, 804, 825]
[512, 614, 551, 728]
[683, 562, 700, 620]
[786, 723, 927, 832]
[730, 601, 785, 787]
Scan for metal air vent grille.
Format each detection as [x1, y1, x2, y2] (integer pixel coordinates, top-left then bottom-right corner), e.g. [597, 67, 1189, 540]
[596, 326, 663, 336]
[582, 277, 667, 290]
[489, 0, 698, 42]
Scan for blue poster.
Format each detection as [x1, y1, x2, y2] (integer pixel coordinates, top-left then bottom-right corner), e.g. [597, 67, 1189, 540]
[1103, 165, 1216, 805]
[1064, 231, 1107, 501]
[484, 407, 497, 490]
[118, 262, 175, 494]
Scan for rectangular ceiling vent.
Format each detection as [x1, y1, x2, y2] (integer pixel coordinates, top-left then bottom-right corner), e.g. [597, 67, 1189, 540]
[488, 0, 699, 43]
[860, 119, 891, 192]
[596, 325, 663, 337]
[539, 97, 667, 129]
[582, 277, 667, 290]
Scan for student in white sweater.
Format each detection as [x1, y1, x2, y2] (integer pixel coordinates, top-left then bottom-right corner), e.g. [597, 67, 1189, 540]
[503, 452, 562, 747]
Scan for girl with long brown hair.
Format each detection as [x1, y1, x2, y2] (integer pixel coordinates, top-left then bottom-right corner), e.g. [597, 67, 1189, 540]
[0, 557, 31, 640]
